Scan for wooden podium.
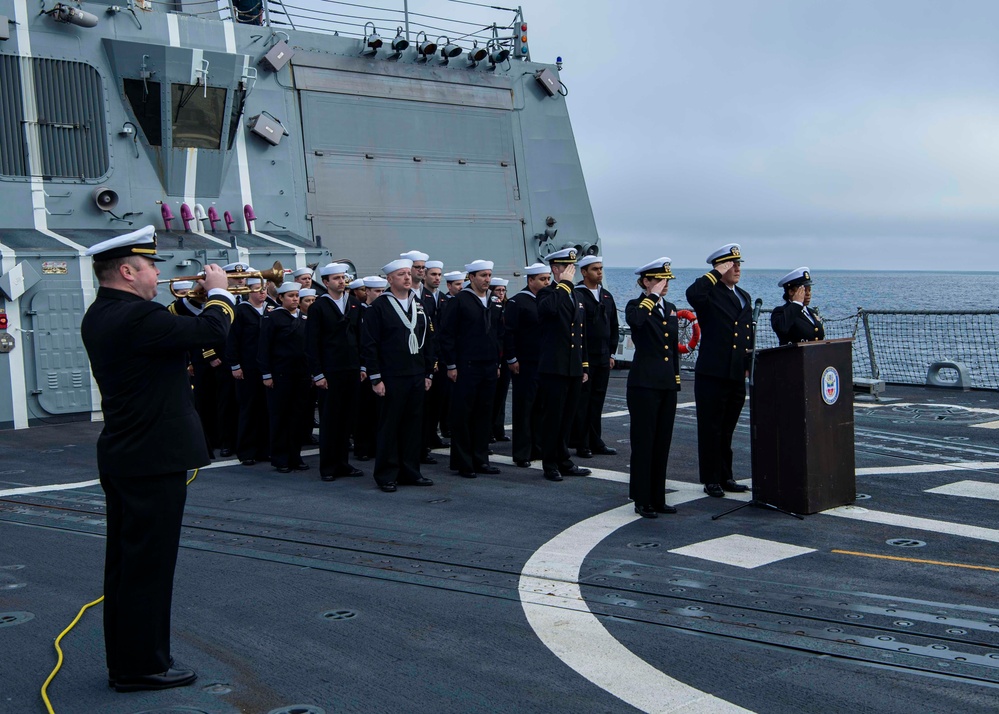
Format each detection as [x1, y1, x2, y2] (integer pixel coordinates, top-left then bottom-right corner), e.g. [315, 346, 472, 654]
[751, 338, 856, 514]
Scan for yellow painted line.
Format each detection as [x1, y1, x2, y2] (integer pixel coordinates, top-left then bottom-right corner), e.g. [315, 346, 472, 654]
[832, 549, 999, 573]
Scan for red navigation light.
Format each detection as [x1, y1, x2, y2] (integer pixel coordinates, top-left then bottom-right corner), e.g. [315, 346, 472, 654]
[0, 311, 7, 331]
[521, 23, 527, 32]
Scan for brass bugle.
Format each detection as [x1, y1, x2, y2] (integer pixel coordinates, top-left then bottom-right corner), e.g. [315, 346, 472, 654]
[159, 261, 284, 298]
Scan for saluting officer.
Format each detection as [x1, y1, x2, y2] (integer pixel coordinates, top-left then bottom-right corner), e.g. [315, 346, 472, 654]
[259, 282, 310, 473]
[537, 248, 591, 482]
[360, 259, 436, 492]
[226, 276, 271, 466]
[626, 259, 682, 518]
[81, 226, 235, 692]
[307, 263, 363, 481]
[504, 263, 550, 466]
[772, 267, 825, 345]
[685, 243, 753, 498]
[572, 255, 620, 458]
[438, 260, 504, 478]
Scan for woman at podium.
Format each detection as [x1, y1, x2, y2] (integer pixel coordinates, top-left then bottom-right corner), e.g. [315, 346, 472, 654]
[771, 267, 825, 345]
[625, 258, 682, 519]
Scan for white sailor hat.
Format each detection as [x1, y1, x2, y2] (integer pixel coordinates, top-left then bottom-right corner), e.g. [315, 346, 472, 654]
[577, 255, 603, 269]
[706, 243, 743, 265]
[543, 247, 578, 264]
[425, 260, 444, 270]
[85, 225, 165, 262]
[346, 278, 366, 290]
[291, 267, 313, 278]
[443, 271, 465, 283]
[319, 263, 349, 277]
[400, 250, 430, 262]
[276, 282, 300, 295]
[172, 280, 195, 291]
[489, 277, 509, 287]
[246, 277, 262, 286]
[777, 266, 812, 288]
[634, 257, 675, 280]
[464, 259, 493, 273]
[383, 258, 413, 274]
[522, 263, 551, 276]
[363, 276, 388, 289]
[298, 288, 316, 298]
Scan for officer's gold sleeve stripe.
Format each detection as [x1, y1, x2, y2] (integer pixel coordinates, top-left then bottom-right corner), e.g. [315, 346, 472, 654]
[705, 272, 718, 285]
[556, 283, 572, 294]
[582, 361, 589, 368]
[168, 303, 178, 315]
[676, 375, 681, 383]
[203, 349, 216, 358]
[205, 299, 235, 323]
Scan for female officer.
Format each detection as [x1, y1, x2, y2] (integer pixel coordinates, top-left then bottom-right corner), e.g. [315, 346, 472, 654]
[771, 267, 825, 345]
[625, 258, 681, 518]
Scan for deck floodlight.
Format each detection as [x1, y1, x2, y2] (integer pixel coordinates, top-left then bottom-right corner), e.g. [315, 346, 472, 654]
[467, 40, 487, 67]
[391, 27, 409, 54]
[488, 41, 510, 69]
[362, 22, 382, 55]
[439, 36, 462, 63]
[416, 31, 437, 61]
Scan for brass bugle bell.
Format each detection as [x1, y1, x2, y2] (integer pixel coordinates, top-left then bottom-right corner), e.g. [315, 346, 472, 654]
[159, 261, 284, 298]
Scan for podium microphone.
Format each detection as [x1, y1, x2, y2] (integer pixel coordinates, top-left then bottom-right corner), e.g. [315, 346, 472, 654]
[752, 297, 763, 324]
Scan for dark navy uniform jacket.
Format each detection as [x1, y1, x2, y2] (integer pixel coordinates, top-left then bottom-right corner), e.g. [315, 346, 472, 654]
[537, 279, 588, 377]
[503, 289, 543, 365]
[685, 269, 754, 381]
[258, 308, 307, 379]
[771, 301, 825, 345]
[226, 301, 265, 375]
[625, 293, 681, 391]
[574, 283, 620, 367]
[438, 289, 503, 369]
[360, 294, 435, 382]
[306, 293, 361, 379]
[81, 286, 235, 478]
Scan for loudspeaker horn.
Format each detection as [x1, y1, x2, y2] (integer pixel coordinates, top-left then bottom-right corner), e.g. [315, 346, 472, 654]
[93, 186, 119, 212]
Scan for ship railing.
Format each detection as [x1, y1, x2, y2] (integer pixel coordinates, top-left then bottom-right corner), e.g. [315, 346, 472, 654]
[617, 308, 999, 391]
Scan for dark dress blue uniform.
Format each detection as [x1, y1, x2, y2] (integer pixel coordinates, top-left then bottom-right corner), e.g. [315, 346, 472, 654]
[360, 294, 436, 488]
[491, 294, 512, 440]
[355, 302, 378, 461]
[83, 279, 234, 680]
[626, 291, 681, 514]
[686, 265, 753, 489]
[225, 300, 270, 463]
[537, 276, 588, 478]
[771, 302, 825, 345]
[418, 287, 448, 450]
[573, 283, 619, 453]
[258, 307, 310, 471]
[438, 288, 504, 475]
[504, 287, 545, 463]
[306, 293, 362, 479]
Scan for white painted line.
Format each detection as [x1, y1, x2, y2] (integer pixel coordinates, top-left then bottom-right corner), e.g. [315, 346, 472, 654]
[823, 506, 999, 544]
[972, 420, 999, 430]
[857, 461, 999, 476]
[601, 410, 629, 418]
[856, 402, 999, 417]
[925, 480, 999, 502]
[669, 535, 816, 570]
[520, 502, 752, 714]
[0, 480, 100, 498]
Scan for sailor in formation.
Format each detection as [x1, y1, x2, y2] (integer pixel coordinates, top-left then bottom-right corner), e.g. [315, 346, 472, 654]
[685, 243, 753, 498]
[771, 267, 825, 344]
[572, 255, 619, 458]
[226, 275, 271, 466]
[421, 261, 449, 455]
[354, 276, 387, 462]
[489, 277, 512, 442]
[360, 259, 436, 492]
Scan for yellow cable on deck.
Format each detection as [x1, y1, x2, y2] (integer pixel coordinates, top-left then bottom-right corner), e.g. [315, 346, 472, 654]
[40, 467, 200, 712]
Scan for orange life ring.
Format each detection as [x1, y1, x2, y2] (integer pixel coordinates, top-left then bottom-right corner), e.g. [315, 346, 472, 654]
[676, 309, 700, 354]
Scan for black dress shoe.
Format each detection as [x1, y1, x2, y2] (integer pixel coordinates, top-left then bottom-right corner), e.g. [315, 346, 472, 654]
[379, 482, 397, 492]
[497, 435, 511, 442]
[476, 464, 500, 475]
[342, 466, 363, 477]
[294, 462, 310, 471]
[275, 466, 292, 474]
[543, 470, 564, 482]
[355, 454, 371, 462]
[722, 479, 749, 493]
[514, 460, 532, 468]
[560, 465, 591, 477]
[440, 430, 452, 438]
[653, 504, 678, 514]
[407, 476, 434, 486]
[112, 667, 197, 693]
[489, 436, 497, 444]
[703, 483, 725, 498]
[457, 470, 477, 479]
[420, 454, 438, 465]
[240, 459, 256, 466]
[321, 473, 336, 482]
[576, 448, 593, 459]
[219, 448, 233, 457]
[634, 504, 658, 519]
[430, 439, 450, 448]
[594, 446, 618, 456]
[308, 435, 320, 445]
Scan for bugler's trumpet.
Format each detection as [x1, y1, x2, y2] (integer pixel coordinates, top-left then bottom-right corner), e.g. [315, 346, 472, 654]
[159, 261, 284, 298]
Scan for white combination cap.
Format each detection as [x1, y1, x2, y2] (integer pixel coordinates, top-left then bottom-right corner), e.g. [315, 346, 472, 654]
[86, 225, 165, 262]
[777, 267, 812, 288]
[706, 243, 743, 265]
[634, 257, 675, 279]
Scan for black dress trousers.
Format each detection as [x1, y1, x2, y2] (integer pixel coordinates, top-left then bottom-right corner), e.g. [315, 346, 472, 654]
[627, 388, 677, 507]
[354, 380, 378, 459]
[540, 375, 581, 473]
[100, 471, 187, 676]
[268, 372, 311, 469]
[320, 370, 359, 477]
[235, 369, 269, 462]
[448, 361, 497, 472]
[492, 361, 511, 439]
[510, 361, 543, 462]
[374, 373, 425, 486]
[694, 373, 746, 484]
[574, 362, 610, 450]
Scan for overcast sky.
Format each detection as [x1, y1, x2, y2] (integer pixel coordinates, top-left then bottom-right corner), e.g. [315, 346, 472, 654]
[384, 1, 999, 269]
